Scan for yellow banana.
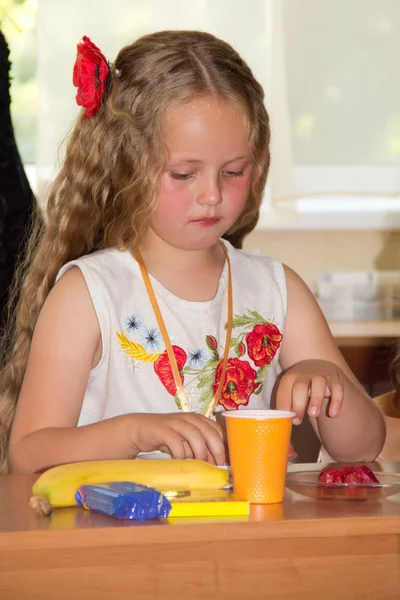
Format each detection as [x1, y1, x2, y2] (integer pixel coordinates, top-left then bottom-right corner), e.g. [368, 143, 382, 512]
[31, 459, 229, 510]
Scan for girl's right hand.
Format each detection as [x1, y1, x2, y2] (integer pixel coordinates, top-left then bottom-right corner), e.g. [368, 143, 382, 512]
[129, 413, 227, 466]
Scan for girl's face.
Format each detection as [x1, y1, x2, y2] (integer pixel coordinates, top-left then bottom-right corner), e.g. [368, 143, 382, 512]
[150, 96, 252, 252]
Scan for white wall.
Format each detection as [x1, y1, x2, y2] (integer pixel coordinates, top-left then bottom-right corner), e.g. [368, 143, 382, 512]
[244, 229, 400, 287]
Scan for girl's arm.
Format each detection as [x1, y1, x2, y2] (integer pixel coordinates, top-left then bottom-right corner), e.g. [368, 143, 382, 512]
[9, 268, 225, 473]
[8, 267, 135, 472]
[276, 265, 386, 462]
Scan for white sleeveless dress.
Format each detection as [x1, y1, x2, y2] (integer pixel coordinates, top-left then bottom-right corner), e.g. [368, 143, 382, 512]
[57, 240, 287, 426]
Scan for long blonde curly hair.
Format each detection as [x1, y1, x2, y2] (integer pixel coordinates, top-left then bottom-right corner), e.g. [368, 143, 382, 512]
[0, 30, 270, 471]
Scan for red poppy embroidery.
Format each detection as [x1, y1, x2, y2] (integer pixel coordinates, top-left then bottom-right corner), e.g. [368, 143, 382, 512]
[214, 357, 257, 410]
[154, 346, 187, 396]
[73, 36, 110, 119]
[206, 335, 218, 351]
[246, 323, 282, 368]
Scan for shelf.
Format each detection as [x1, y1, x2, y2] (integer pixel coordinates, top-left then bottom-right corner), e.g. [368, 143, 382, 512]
[329, 320, 400, 346]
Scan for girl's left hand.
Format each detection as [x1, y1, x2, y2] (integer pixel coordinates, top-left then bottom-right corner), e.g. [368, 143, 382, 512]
[275, 359, 345, 425]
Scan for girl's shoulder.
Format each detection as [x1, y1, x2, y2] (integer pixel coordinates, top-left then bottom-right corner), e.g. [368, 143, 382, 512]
[223, 239, 285, 285]
[222, 240, 287, 315]
[56, 248, 136, 282]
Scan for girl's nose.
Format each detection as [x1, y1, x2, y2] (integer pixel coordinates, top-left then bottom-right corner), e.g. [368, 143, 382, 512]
[198, 178, 222, 206]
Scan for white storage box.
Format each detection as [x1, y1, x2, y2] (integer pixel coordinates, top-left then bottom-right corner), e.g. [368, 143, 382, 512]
[314, 271, 400, 321]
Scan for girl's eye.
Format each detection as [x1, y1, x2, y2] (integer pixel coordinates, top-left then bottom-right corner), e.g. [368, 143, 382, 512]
[169, 172, 194, 180]
[225, 169, 245, 178]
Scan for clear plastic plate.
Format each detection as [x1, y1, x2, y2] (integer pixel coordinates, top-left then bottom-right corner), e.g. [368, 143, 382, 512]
[286, 469, 400, 501]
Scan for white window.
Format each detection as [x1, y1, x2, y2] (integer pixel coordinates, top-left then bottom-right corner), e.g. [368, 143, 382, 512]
[265, 0, 400, 229]
[5, 0, 400, 229]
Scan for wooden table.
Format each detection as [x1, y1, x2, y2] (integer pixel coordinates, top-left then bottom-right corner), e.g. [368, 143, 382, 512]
[1, 463, 400, 599]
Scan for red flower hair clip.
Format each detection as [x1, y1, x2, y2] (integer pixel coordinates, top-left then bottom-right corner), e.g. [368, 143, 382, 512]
[73, 36, 111, 119]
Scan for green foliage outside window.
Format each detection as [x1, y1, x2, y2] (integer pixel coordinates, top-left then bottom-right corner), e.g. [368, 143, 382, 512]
[1, 0, 37, 163]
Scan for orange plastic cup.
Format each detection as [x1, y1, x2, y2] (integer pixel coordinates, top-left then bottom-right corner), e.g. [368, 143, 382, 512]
[223, 409, 295, 504]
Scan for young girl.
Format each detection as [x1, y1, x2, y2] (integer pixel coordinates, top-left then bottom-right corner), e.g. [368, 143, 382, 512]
[0, 31, 385, 474]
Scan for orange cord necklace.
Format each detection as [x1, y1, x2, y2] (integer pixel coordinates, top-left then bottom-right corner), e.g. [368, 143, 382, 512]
[133, 242, 232, 417]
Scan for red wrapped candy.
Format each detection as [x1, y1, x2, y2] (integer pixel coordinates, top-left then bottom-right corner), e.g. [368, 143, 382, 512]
[318, 464, 379, 485]
[318, 464, 380, 499]
[344, 465, 379, 484]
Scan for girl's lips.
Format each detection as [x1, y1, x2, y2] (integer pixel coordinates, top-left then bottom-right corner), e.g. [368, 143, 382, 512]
[191, 217, 220, 227]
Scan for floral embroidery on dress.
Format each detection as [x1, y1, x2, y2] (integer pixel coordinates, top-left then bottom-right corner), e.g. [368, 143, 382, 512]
[116, 309, 282, 413]
[116, 332, 160, 363]
[154, 346, 187, 396]
[213, 357, 257, 410]
[246, 322, 283, 367]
